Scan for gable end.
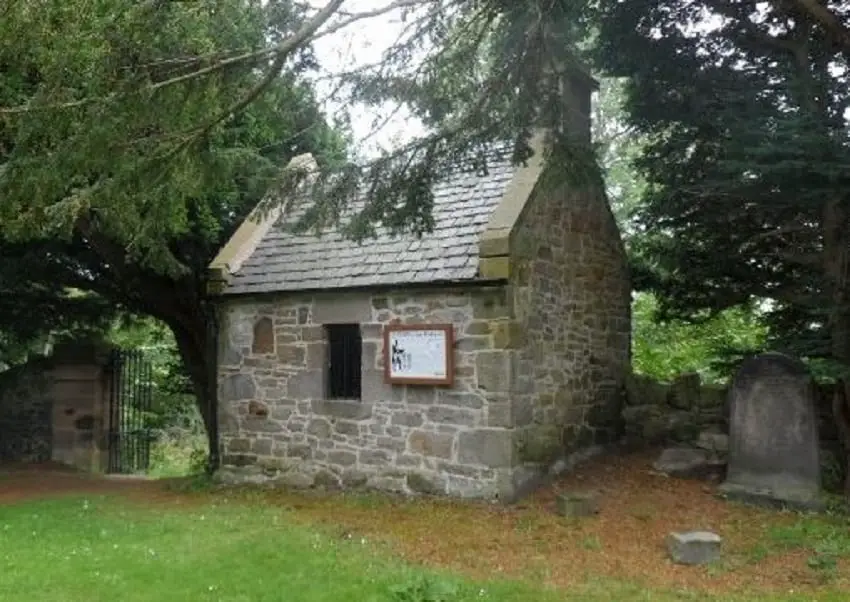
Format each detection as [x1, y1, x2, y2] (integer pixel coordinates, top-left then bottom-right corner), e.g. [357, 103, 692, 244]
[477, 131, 547, 280]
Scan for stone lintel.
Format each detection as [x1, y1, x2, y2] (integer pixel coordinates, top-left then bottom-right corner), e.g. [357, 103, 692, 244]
[311, 399, 374, 421]
[207, 153, 318, 293]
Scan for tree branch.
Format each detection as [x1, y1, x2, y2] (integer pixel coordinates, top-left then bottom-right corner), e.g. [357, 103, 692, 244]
[160, 0, 348, 159]
[0, 0, 429, 116]
[787, 0, 850, 54]
[310, 0, 429, 44]
[148, 48, 277, 92]
[0, 98, 100, 115]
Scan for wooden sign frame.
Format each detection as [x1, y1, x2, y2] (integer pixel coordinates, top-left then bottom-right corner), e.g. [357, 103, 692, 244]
[383, 323, 454, 386]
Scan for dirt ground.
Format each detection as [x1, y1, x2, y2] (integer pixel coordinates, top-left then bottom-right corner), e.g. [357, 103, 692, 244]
[1, 451, 847, 595]
[0, 462, 175, 505]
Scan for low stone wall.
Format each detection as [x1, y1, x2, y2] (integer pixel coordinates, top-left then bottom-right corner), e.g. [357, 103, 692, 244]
[0, 342, 114, 471]
[623, 373, 727, 445]
[623, 372, 846, 489]
[0, 361, 53, 463]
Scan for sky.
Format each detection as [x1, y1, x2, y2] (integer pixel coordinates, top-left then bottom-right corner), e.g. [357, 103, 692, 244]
[307, 0, 426, 156]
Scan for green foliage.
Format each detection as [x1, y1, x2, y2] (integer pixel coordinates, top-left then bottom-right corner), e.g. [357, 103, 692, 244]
[0, 1, 349, 458]
[0, 0, 346, 272]
[0, 243, 115, 366]
[769, 516, 850, 580]
[632, 292, 768, 383]
[106, 316, 207, 476]
[592, 77, 647, 234]
[148, 435, 209, 478]
[106, 317, 195, 422]
[0, 0, 606, 259]
[590, 78, 769, 382]
[592, 1, 850, 365]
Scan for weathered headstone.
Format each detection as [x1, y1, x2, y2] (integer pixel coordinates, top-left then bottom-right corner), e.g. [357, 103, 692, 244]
[666, 531, 722, 565]
[718, 353, 822, 510]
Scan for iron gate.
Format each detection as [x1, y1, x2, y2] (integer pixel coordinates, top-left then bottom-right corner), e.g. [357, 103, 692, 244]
[107, 349, 154, 474]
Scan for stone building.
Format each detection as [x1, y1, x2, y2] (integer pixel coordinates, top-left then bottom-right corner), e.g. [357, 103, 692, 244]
[208, 73, 631, 500]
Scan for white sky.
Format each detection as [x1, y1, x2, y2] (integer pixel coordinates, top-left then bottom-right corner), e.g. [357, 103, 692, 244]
[308, 0, 426, 157]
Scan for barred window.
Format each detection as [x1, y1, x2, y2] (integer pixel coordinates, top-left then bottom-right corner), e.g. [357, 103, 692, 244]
[325, 324, 362, 400]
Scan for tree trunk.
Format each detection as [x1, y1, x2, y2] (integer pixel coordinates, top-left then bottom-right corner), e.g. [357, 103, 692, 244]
[69, 214, 223, 472]
[823, 196, 850, 496]
[166, 301, 220, 473]
[832, 381, 850, 497]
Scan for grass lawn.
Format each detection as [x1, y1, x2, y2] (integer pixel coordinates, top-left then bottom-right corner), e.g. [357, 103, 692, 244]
[0, 494, 597, 602]
[1, 451, 849, 601]
[0, 492, 845, 602]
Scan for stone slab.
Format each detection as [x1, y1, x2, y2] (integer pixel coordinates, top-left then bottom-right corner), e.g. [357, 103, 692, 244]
[666, 531, 722, 565]
[696, 431, 729, 455]
[717, 481, 825, 512]
[653, 447, 726, 480]
[554, 491, 599, 517]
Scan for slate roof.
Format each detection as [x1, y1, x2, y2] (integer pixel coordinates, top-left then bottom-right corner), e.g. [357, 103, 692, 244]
[223, 154, 517, 295]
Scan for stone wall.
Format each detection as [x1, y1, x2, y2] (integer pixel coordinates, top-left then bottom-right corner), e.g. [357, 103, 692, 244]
[217, 287, 518, 499]
[507, 176, 631, 490]
[623, 372, 846, 489]
[622, 373, 727, 446]
[0, 361, 53, 463]
[0, 342, 113, 471]
[48, 343, 113, 472]
[623, 372, 842, 446]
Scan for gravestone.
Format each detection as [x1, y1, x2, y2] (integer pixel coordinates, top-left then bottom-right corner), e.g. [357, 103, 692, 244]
[718, 353, 822, 510]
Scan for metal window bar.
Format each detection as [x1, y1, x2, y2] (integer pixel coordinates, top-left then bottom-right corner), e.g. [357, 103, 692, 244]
[327, 325, 362, 399]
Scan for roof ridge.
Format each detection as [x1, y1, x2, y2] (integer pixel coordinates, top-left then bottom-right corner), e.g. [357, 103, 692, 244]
[281, 145, 518, 227]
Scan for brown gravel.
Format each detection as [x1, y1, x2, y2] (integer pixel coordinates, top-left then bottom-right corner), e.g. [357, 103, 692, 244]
[2, 451, 848, 595]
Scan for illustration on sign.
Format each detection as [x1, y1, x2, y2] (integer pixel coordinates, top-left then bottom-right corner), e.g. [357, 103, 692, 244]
[390, 338, 412, 372]
[384, 325, 453, 385]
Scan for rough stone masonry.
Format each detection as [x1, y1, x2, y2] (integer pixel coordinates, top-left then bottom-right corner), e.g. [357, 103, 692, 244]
[210, 66, 631, 501]
[218, 274, 627, 499]
[217, 288, 526, 498]
[214, 170, 630, 501]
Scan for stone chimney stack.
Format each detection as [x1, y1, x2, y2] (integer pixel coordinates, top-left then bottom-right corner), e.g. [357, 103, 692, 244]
[558, 62, 599, 144]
